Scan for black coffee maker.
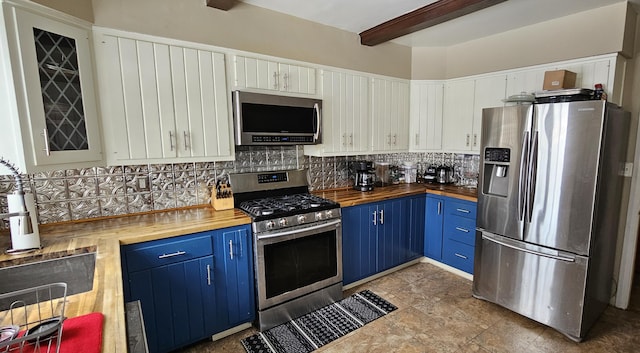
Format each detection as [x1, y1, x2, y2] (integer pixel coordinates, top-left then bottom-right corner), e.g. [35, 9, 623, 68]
[352, 160, 375, 191]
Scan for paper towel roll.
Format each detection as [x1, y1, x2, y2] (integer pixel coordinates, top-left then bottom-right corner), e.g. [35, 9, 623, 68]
[7, 192, 40, 250]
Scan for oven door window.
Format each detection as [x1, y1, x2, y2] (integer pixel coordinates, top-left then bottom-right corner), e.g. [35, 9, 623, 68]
[264, 230, 337, 299]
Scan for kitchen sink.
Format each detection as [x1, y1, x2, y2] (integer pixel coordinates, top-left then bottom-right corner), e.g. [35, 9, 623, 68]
[0, 251, 96, 305]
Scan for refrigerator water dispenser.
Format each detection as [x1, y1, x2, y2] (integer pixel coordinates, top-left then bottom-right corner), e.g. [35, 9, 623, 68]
[482, 148, 510, 197]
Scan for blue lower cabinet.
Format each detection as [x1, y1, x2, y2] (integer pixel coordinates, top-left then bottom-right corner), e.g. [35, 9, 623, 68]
[425, 195, 477, 275]
[122, 225, 255, 353]
[342, 195, 424, 285]
[424, 195, 444, 261]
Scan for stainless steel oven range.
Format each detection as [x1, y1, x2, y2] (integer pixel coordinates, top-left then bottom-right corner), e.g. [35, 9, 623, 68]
[229, 169, 342, 331]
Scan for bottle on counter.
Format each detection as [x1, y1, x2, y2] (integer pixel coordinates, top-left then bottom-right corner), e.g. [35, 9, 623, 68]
[594, 83, 607, 100]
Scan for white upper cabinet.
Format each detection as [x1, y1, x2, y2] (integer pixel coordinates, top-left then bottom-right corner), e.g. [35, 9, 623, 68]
[442, 79, 475, 152]
[0, 1, 102, 172]
[94, 29, 232, 165]
[305, 69, 369, 156]
[233, 55, 317, 95]
[409, 81, 443, 151]
[371, 77, 409, 152]
[472, 75, 507, 151]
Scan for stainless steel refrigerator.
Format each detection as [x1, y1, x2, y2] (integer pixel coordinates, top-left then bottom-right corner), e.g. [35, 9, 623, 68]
[472, 100, 630, 341]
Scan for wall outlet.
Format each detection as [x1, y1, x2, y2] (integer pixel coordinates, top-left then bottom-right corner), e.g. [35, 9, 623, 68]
[621, 162, 633, 177]
[137, 176, 150, 191]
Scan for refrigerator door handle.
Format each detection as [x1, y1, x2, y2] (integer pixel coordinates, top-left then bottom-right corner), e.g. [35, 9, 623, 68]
[481, 232, 575, 262]
[527, 131, 539, 223]
[518, 131, 530, 221]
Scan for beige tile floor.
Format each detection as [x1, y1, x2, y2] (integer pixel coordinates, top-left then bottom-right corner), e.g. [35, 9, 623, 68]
[181, 262, 640, 353]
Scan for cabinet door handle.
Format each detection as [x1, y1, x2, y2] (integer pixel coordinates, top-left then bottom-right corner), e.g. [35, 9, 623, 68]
[393, 134, 397, 146]
[206, 264, 212, 285]
[437, 202, 441, 215]
[229, 239, 234, 260]
[456, 208, 470, 213]
[183, 131, 190, 151]
[158, 250, 186, 259]
[349, 133, 353, 146]
[466, 134, 470, 146]
[283, 73, 289, 90]
[387, 134, 391, 146]
[455, 253, 468, 260]
[473, 134, 478, 147]
[379, 209, 384, 225]
[342, 133, 346, 146]
[455, 227, 470, 233]
[41, 128, 51, 156]
[415, 133, 419, 146]
[273, 71, 279, 89]
[372, 211, 377, 226]
[169, 131, 175, 151]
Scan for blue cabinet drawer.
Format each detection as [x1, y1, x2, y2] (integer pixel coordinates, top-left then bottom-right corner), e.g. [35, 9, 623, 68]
[444, 199, 477, 220]
[125, 234, 213, 272]
[442, 238, 474, 274]
[443, 216, 476, 246]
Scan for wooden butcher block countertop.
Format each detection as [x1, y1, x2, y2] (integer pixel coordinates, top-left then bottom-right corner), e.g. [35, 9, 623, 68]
[0, 183, 475, 353]
[0, 207, 251, 353]
[313, 183, 478, 206]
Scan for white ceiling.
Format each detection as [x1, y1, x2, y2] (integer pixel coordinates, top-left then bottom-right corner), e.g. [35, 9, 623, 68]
[240, 0, 634, 47]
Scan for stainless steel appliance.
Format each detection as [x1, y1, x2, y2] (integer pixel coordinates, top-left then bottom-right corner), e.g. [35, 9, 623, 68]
[229, 169, 342, 331]
[423, 164, 438, 183]
[473, 101, 630, 341]
[353, 160, 375, 191]
[232, 91, 321, 146]
[436, 165, 454, 184]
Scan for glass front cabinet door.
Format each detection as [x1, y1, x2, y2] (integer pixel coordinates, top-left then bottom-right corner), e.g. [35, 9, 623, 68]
[1, 3, 102, 170]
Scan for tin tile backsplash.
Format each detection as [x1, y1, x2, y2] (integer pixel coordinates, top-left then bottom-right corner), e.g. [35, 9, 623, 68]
[0, 146, 478, 227]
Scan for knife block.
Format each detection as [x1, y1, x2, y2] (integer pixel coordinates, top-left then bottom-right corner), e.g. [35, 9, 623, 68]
[211, 185, 234, 211]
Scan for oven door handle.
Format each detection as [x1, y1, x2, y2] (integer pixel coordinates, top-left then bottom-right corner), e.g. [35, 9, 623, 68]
[256, 219, 341, 240]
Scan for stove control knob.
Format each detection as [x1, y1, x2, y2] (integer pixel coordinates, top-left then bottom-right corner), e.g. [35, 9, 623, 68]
[265, 220, 276, 230]
[315, 212, 323, 220]
[297, 215, 306, 224]
[325, 210, 334, 218]
[278, 218, 288, 227]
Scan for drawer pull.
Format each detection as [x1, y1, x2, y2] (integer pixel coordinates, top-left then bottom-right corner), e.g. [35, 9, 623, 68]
[455, 227, 470, 233]
[456, 208, 471, 213]
[158, 250, 186, 259]
[455, 253, 468, 260]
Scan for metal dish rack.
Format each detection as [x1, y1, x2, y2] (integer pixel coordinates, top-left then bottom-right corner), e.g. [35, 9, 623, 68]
[0, 283, 67, 353]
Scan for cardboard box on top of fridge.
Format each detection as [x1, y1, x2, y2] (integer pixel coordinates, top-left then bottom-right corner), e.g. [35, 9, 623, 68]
[543, 70, 577, 90]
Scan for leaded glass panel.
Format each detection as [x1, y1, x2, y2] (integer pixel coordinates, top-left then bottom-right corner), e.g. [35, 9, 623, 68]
[33, 28, 88, 151]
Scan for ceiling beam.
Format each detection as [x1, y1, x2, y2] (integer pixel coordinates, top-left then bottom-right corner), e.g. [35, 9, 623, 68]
[359, 0, 508, 46]
[206, 0, 236, 11]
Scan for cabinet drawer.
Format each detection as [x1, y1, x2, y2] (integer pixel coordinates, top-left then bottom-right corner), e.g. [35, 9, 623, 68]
[443, 216, 476, 246]
[442, 238, 474, 274]
[444, 199, 477, 220]
[125, 235, 213, 272]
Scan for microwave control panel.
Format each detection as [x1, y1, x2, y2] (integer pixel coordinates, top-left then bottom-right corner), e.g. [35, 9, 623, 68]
[252, 135, 314, 143]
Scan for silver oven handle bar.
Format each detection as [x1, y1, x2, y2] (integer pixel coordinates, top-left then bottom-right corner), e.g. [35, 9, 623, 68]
[257, 219, 341, 240]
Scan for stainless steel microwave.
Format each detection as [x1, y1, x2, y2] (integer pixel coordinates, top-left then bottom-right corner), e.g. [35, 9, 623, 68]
[232, 91, 322, 146]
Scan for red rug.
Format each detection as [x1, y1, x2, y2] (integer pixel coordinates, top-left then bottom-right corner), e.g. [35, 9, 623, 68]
[59, 312, 103, 353]
[11, 312, 103, 353]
